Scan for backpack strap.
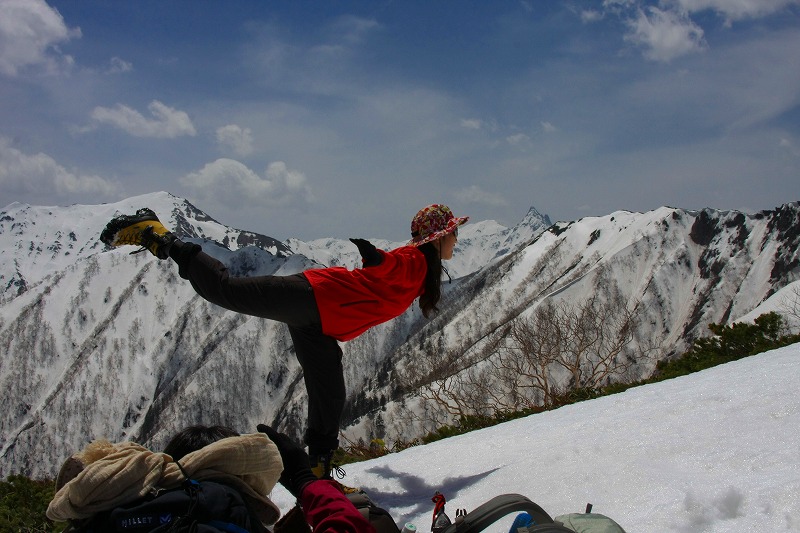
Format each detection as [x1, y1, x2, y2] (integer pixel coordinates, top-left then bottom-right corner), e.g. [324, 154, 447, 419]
[438, 494, 555, 533]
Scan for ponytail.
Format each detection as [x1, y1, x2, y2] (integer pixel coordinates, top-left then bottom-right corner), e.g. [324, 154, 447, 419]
[418, 242, 442, 318]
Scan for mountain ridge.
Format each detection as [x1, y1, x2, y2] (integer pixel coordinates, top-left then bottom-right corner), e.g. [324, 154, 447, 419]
[0, 193, 797, 478]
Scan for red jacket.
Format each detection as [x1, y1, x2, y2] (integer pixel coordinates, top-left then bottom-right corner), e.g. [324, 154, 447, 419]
[301, 480, 377, 533]
[303, 246, 427, 341]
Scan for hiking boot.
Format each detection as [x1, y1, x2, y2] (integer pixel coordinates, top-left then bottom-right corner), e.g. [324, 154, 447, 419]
[310, 450, 335, 480]
[310, 451, 360, 493]
[100, 208, 176, 259]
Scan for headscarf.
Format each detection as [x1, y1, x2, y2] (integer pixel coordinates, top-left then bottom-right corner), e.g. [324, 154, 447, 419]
[408, 204, 469, 247]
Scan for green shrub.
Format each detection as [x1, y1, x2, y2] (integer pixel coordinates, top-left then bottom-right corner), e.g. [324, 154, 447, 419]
[0, 475, 65, 532]
[653, 312, 800, 381]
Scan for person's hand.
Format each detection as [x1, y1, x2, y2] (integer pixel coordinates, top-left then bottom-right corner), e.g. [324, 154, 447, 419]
[257, 424, 317, 498]
[349, 238, 383, 267]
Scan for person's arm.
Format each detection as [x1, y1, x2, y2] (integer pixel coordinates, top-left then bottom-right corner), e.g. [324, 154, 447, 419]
[349, 238, 384, 267]
[257, 425, 376, 533]
[300, 480, 376, 533]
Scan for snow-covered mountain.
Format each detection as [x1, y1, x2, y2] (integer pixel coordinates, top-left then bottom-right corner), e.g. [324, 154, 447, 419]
[0, 192, 292, 301]
[0, 193, 797, 478]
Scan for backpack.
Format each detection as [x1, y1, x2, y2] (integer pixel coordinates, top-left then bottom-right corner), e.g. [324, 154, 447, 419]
[68, 479, 267, 533]
[551, 505, 627, 533]
[428, 493, 626, 533]
[430, 493, 574, 533]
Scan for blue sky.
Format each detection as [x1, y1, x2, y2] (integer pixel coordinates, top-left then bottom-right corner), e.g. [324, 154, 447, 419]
[1, 0, 798, 241]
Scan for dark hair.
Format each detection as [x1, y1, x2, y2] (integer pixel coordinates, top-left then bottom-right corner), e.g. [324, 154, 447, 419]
[418, 242, 442, 318]
[163, 425, 239, 461]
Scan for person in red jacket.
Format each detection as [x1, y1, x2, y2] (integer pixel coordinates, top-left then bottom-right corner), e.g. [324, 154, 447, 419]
[101, 204, 469, 477]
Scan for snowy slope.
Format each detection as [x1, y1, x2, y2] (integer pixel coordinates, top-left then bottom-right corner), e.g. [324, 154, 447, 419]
[271, 344, 800, 533]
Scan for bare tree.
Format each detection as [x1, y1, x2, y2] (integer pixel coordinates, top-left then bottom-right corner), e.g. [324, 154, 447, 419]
[559, 290, 639, 390]
[402, 269, 656, 431]
[477, 303, 565, 410]
[780, 284, 800, 334]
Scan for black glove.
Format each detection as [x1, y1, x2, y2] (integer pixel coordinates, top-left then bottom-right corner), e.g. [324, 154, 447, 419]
[257, 424, 317, 498]
[349, 238, 383, 267]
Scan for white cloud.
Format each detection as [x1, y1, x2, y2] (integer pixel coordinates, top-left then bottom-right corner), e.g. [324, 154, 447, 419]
[624, 6, 707, 62]
[673, 0, 800, 23]
[0, 0, 81, 76]
[85, 100, 196, 138]
[581, 9, 604, 23]
[108, 56, 132, 74]
[460, 119, 483, 130]
[180, 158, 313, 208]
[604, 0, 798, 62]
[779, 138, 800, 157]
[506, 133, 531, 145]
[0, 137, 120, 197]
[216, 125, 254, 156]
[328, 15, 380, 46]
[541, 121, 557, 133]
[455, 185, 507, 207]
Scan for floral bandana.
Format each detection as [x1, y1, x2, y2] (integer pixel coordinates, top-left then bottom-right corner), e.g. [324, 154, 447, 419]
[408, 204, 469, 247]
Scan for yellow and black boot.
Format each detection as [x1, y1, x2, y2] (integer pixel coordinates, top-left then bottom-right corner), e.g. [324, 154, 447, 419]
[310, 450, 360, 494]
[100, 208, 176, 259]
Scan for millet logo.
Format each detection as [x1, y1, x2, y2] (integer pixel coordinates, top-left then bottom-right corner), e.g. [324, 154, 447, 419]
[118, 513, 172, 528]
[119, 515, 154, 528]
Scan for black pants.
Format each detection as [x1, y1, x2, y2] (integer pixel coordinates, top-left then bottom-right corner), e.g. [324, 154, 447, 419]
[171, 242, 343, 454]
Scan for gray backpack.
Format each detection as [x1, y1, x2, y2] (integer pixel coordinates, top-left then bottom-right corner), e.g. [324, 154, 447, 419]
[433, 495, 626, 533]
[550, 504, 627, 533]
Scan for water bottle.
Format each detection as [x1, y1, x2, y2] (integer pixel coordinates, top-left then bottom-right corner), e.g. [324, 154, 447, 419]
[402, 522, 417, 533]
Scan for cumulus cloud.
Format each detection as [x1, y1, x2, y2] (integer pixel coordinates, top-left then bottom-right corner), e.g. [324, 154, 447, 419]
[0, 0, 81, 76]
[581, 9, 604, 23]
[83, 100, 196, 138]
[180, 158, 313, 208]
[460, 118, 483, 130]
[455, 184, 507, 207]
[624, 6, 707, 62]
[216, 124, 254, 156]
[541, 121, 557, 133]
[674, 0, 800, 23]
[600, 0, 798, 61]
[0, 137, 120, 197]
[506, 133, 531, 145]
[107, 56, 132, 73]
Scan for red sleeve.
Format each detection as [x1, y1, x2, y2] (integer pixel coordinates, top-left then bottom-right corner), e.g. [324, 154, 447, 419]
[300, 480, 377, 533]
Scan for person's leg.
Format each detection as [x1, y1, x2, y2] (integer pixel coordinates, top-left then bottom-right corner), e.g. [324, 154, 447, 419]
[173, 242, 346, 475]
[288, 324, 345, 476]
[170, 241, 319, 325]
